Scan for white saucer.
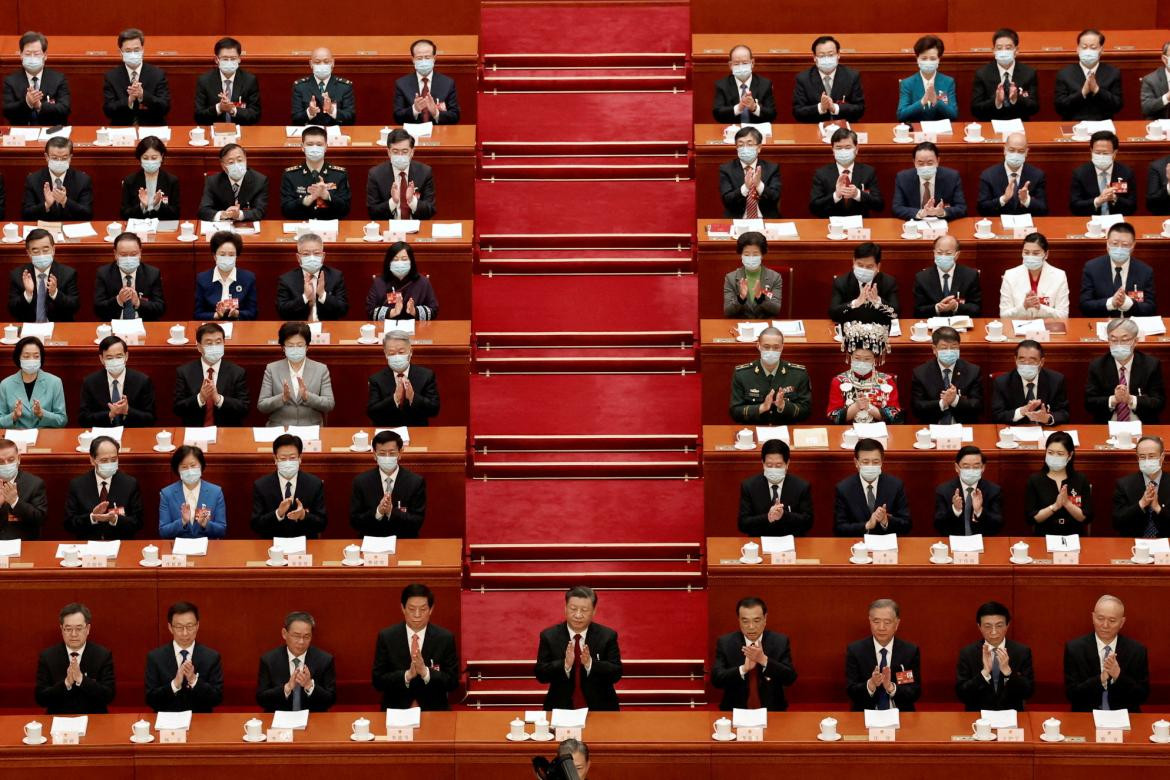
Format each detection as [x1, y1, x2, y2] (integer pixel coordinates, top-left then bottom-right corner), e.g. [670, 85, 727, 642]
[732, 442, 755, 450]
[893, 137, 914, 144]
[350, 732, 375, 742]
[712, 732, 737, 742]
[1010, 556, 1033, 565]
[506, 732, 530, 742]
[912, 442, 935, 450]
[362, 236, 383, 243]
[130, 734, 155, 744]
[909, 335, 931, 342]
[103, 236, 115, 242]
[985, 335, 1008, 343]
[59, 559, 83, 568]
[91, 140, 112, 147]
[1147, 135, 1165, 142]
[176, 234, 199, 243]
[1161, 232, 1170, 240]
[900, 233, 923, 240]
[75, 446, 91, 453]
[974, 232, 997, 239]
[995, 441, 1020, 450]
[826, 233, 848, 241]
[188, 140, 210, 147]
[166, 338, 189, 345]
[341, 558, 364, 567]
[530, 732, 555, 742]
[356, 337, 380, 345]
[739, 556, 764, 565]
[964, 137, 985, 144]
[931, 556, 953, 564]
[1131, 556, 1155, 565]
[1039, 733, 1065, 743]
[349, 445, 373, 453]
[139, 558, 163, 568]
[153, 444, 176, 453]
[22, 736, 47, 745]
[971, 733, 997, 742]
[265, 559, 288, 567]
[0, 237, 21, 244]
[0, 337, 17, 345]
[1106, 439, 1136, 450]
[1150, 734, 1170, 743]
[242, 733, 267, 743]
[850, 556, 872, 565]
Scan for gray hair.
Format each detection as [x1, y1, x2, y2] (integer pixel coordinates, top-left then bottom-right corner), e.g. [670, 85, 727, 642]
[284, 610, 316, 630]
[295, 232, 323, 251]
[557, 738, 589, 761]
[384, 330, 413, 346]
[1106, 318, 1138, 339]
[1095, 594, 1125, 613]
[1138, 435, 1164, 454]
[868, 598, 900, 617]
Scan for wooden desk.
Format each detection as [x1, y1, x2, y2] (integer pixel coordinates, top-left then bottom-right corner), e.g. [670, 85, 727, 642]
[1029, 712, 1170, 778]
[0, 539, 462, 711]
[0, 125, 476, 222]
[703, 424, 1164, 538]
[694, 123, 1169, 220]
[18, 427, 467, 540]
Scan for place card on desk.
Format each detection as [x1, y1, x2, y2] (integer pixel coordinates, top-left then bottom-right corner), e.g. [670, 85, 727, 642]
[950, 534, 983, 564]
[111, 319, 146, 343]
[792, 428, 828, 448]
[183, 426, 217, 446]
[363, 553, 390, 567]
[161, 554, 187, 567]
[80, 554, 108, 568]
[159, 729, 187, 743]
[287, 553, 313, 567]
[1046, 535, 1080, 564]
[267, 728, 294, 742]
[863, 533, 898, 564]
[997, 728, 1024, 741]
[761, 535, 795, 565]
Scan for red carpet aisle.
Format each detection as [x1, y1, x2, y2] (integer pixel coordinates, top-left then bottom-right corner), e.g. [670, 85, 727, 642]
[464, 0, 706, 708]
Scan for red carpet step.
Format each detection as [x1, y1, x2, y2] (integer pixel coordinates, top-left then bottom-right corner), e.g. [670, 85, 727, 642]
[481, 2, 690, 55]
[475, 180, 695, 235]
[479, 92, 694, 144]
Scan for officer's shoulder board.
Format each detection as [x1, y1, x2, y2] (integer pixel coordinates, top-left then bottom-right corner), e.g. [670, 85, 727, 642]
[284, 164, 301, 172]
[293, 75, 313, 85]
[735, 362, 755, 371]
[335, 77, 354, 86]
[329, 164, 347, 172]
[786, 361, 807, 370]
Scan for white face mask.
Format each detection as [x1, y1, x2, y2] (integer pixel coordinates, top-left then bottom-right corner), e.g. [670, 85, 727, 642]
[104, 357, 126, 376]
[763, 466, 786, 484]
[731, 63, 752, 80]
[741, 254, 761, 271]
[304, 145, 326, 162]
[215, 254, 236, 273]
[1091, 153, 1114, 170]
[47, 159, 69, 175]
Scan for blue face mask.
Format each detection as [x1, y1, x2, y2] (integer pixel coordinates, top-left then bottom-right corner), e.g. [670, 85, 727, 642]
[414, 58, 435, 76]
[1016, 363, 1039, 381]
[1005, 152, 1026, 169]
[299, 254, 323, 274]
[742, 254, 761, 271]
[141, 158, 162, 174]
[304, 145, 326, 162]
[387, 354, 410, 372]
[737, 145, 759, 165]
[934, 254, 956, 272]
[312, 63, 333, 80]
[218, 59, 240, 76]
[731, 63, 752, 80]
[994, 49, 1015, 66]
[390, 259, 412, 279]
[1045, 454, 1069, 472]
[853, 266, 875, 285]
[1110, 343, 1133, 362]
[179, 467, 201, 486]
[30, 253, 52, 271]
[1078, 48, 1100, 67]
[276, 459, 300, 479]
[816, 56, 838, 73]
[226, 161, 247, 181]
[0, 462, 17, 481]
[859, 464, 882, 482]
[833, 147, 856, 166]
[116, 256, 140, 275]
[1107, 246, 1131, 264]
[937, 348, 959, 367]
[284, 345, 307, 363]
[959, 467, 983, 486]
[851, 359, 874, 376]
[1022, 255, 1044, 271]
[19, 358, 40, 374]
[916, 165, 938, 180]
[201, 344, 224, 365]
[918, 58, 940, 74]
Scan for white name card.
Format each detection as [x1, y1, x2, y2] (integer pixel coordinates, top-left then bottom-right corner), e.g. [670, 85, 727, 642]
[287, 553, 313, 568]
[364, 553, 389, 567]
[1156, 552, 1170, 565]
[159, 729, 187, 743]
[267, 728, 293, 743]
[769, 551, 796, 565]
[847, 228, 871, 240]
[1096, 729, 1123, 743]
[51, 732, 80, 744]
[997, 728, 1024, 742]
[0, 556, 9, 569]
[386, 727, 414, 741]
[162, 554, 187, 568]
[873, 550, 898, 565]
[953, 551, 980, 565]
[735, 727, 763, 741]
[80, 554, 107, 568]
[868, 727, 896, 741]
[555, 727, 582, 741]
[1053, 550, 1080, 565]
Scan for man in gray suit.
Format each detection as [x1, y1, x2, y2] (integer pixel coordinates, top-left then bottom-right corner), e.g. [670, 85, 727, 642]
[1140, 43, 1170, 120]
[256, 321, 335, 426]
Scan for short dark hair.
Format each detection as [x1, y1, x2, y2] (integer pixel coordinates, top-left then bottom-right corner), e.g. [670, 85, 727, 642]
[811, 35, 840, 53]
[401, 583, 434, 607]
[284, 610, 315, 630]
[1043, 431, 1077, 471]
[386, 129, 415, 148]
[854, 242, 882, 263]
[565, 585, 597, 606]
[273, 433, 304, 455]
[954, 445, 984, 464]
[214, 36, 242, 56]
[170, 444, 206, 475]
[98, 335, 127, 355]
[218, 142, 244, 161]
[135, 135, 166, 159]
[976, 601, 1011, 624]
[382, 242, 418, 282]
[913, 141, 939, 158]
[1107, 221, 1136, 239]
[209, 231, 243, 257]
[913, 35, 945, 57]
[278, 321, 311, 345]
[1022, 232, 1049, 252]
[1089, 130, 1119, 150]
[410, 38, 437, 56]
[301, 126, 328, 143]
[931, 326, 959, 345]
[114, 232, 142, 251]
[1077, 28, 1105, 47]
[373, 429, 404, 449]
[736, 596, 767, 614]
[736, 231, 767, 256]
[12, 336, 43, 366]
[830, 127, 858, 145]
[45, 136, 71, 154]
[24, 228, 53, 248]
[20, 32, 48, 52]
[195, 322, 224, 343]
[992, 28, 1019, 47]
[1016, 338, 1045, 358]
[59, 602, 91, 624]
[89, 435, 120, 458]
[734, 126, 763, 145]
[761, 439, 790, 462]
[117, 28, 145, 49]
[854, 438, 884, 457]
[167, 601, 199, 623]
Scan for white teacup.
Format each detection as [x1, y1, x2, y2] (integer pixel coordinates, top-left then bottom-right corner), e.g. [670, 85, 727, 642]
[62, 545, 80, 565]
[985, 321, 1004, 339]
[509, 718, 526, 738]
[828, 222, 845, 238]
[24, 721, 42, 740]
[267, 546, 285, 565]
[903, 221, 920, 238]
[2, 223, 17, 240]
[965, 123, 982, 139]
[352, 430, 370, 450]
[359, 323, 377, 342]
[352, 717, 371, 737]
[1148, 122, 1165, 140]
[244, 718, 263, 738]
[533, 718, 550, 738]
[1115, 430, 1133, 448]
[78, 430, 95, 450]
[911, 321, 929, 339]
[893, 123, 910, 139]
[915, 428, 933, 447]
[106, 222, 122, 239]
[819, 717, 838, 737]
[343, 544, 361, 563]
[1152, 719, 1170, 740]
[379, 127, 391, 145]
[972, 718, 992, 739]
[735, 428, 754, 447]
[294, 223, 311, 238]
[3, 324, 17, 341]
[157, 430, 173, 448]
[189, 127, 206, 143]
[1132, 542, 1152, 563]
[132, 719, 151, 739]
[96, 323, 113, 340]
[975, 218, 993, 235]
[142, 544, 159, 563]
[714, 717, 733, 737]
[169, 324, 186, 342]
[180, 222, 195, 238]
[842, 429, 859, 448]
[363, 222, 381, 239]
[850, 542, 869, 561]
[95, 127, 110, 144]
[930, 541, 949, 562]
[998, 428, 1015, 446]
[1011, 541, 1030, 561]
[741, 541, 760, 561]
[1042, 717, 1062, 738]
[1163, 219, 1170, 236]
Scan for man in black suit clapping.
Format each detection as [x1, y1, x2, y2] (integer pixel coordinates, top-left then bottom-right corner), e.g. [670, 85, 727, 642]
[956, 602, 1034, 711]
[737, 439, 813, 537]
[194, 37, 261, 125]
[934, 446, 1004, 536]
[173, 323, 250, 427]
[35, 603, 116, 714]
[970, 29, 1039, 121]
[791, 36, 865, 123]
[845, 598, 921, 711]
[372, 584, 460, 710]
[63, 436, 144, 540]
[144, 601, 223, 713]
[1112, 435, 1170, 538]
[712, 45, 776, 124]
[3, 31, 71, 126]
[102, 28, 170, 126]
[711, 597, 797, 710]
[911, 327, 983, 424]
[1064, 595, 1149, 712]
[251, 434, 328, 539]
[257, 611, 336, 711]
[912, 237, 982, 318]
[535, 586, 623, 711]
[350, 429, 426, 537]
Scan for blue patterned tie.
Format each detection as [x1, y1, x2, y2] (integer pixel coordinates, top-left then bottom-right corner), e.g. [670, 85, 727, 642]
[291, 657, 303, 710]
[739, 83, 750, 125]
[179, 649, 189, 689]
[35, 273, 47, 322]
[1101, 646, 1112, 710]
[990, 646, 1002, 692]
[877, 647, 890, 709]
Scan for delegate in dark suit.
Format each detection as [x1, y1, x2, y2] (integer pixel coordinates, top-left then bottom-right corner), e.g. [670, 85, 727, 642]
[933, 476, 1004, 536]
[197, 170, 268, 221]
[1064, 633, 1149, 712]
[809, 162, 883, 217]
[144, 643, 223, 712]
[1147, 155, 1170, 215]
[102, 63, 171, 125]
[349, 466, 426, 537]
[1053, 63, 1123, 121]
[1079, 256, 1156, 317]
[535, 622, 623, 711]
[119, 169, 181, 221]
[366, 160, 436, 220]
[719, 158, 781, 218]
[845, 637, 921, 711]
[911, 358, 983, 423]
[955, 639, 1034, 710]
[35, 643, 115, 714]
[290, 76, 355, 125]
[250, 471, 328, 538]
[833, 474, 911, 536]
[172, 358, 250, 426]
[22, 168, 91, 221]
[1069, 161, 1137, 215]
[991, 368, 1070, 425]
[1113, 470, 1170, 537]
[737, 473, 814, 537]
[828, 272, 899, 321]
[64, 470, 144, 540]
[3, 67, 70, 125]
[977, 163, 1048, 216]
[194, 268, 258, 321]
[912, 265, 982, 317]
[0, 470, 46, 540]
[393, 72, 460, 124]
[94, 262, 165, 321]
[1085, 351, 1165, 424]
[712, 74, 777, 123]
[78, 368, 156, 428]
[711, 630, 797, 710]
[372, 622, 460, 710]
[194, 67, 261, 124]
[892, 167, 968, 220]
[8, 260, 80, 322]
[256, 645, 336, 711]
[275, 266, 349, 321]
[1140, 68, 1170, 120]
[792, 65, 865, 122]
[970, 62, 1039, 121]
[368, 365, 440, 426]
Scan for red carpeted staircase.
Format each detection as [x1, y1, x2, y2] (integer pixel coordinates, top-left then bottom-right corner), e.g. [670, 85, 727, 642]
[465, 0, 705, 709]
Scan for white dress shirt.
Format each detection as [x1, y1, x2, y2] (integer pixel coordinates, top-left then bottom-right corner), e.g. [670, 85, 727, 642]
[998, 263, 1070, 319]
[195, 359, 224, 409]
[739, 633, 765, 677]
[1095, 634, 1115, 689]
[980, 640, 1009, 682]
[170, 640, 199, 692]
[90, 470, 120, 526]
[1002, 162, 1031, 206]
[64, 643, 87, 688]
[404, 626, 431, 684]
[1105, 260, 1134, 312]
[215, 267, 238, 302]
[276, 474, 299, 518]
[739, 162, 765, 202]
[564, 627, 592, 677]
[734, 75, 761, 117]
[287, 648, 316, 694]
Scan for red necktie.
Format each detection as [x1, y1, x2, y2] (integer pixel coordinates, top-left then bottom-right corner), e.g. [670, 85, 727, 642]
[745, 642, 762, 709]
[98, 481, 109, 504]
[922, 181, 932, 205]
[420, 76, 432, 122]
[398, 172, 412, 220]
[203, 367, 215, 426]
[571, 634, 585, 709]
[744, 167, 760, 219]
[842, 169, 852, 186]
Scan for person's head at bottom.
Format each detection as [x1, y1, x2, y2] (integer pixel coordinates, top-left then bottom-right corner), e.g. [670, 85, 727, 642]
[556, 738, 590, 779]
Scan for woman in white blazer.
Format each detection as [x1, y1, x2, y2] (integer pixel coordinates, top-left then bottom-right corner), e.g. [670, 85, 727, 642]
[257, 321, 335, 426]
[999, 232, 1069, 319]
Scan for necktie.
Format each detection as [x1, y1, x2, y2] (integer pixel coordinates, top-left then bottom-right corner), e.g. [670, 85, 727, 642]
[739, 82, 751, 124]
[305, 273, 317, 321]
[411, 632, 421, 657]
[122, 275, 135, 319]
[130, 70, 138, 84]
[223, 79, 232, 120]
[420, 76, 432, 122]
[745, 641, 762, 709]
[70, 651, 78, 660]
[770, 484, 779, 504]
[1144, 481, 1160, 538]
[1101, 646, 1112, 710]
[384, 476, 394, 510]
[231, 180, 240, 199]
[941, 273, 951, 299]
[990, 646, 1003, 692]
[1010, 172, 1018, 204]
[1116, 365, 1132, 422]
[744, 167, 760, 219]
[941, 368, 953, 425]
[866, 483, 876, 512]
[571, 634, 585, 709]
[877, 647, 890, 709]
[1114, 267, 1123, 292]
[1002, 71, 1011, 93]
[398, 172, 412, 219]
[31, 75, 38, 91]
[35, 272, 47, 323]
[1099, 171, 1110, 215]
[922, 180, 932, 205]
[203, 367, 215, 426]
[179, 649, 189, 688]
[1025, 382, 1035, 404]
[53, 177, 62, 191]
[822, 76, 833, 99]
[964, 486, 975, 535]
[291, 657, 303, 710]
[110, 380, 122, 425]
[842, 169, 852, 186]
[99, 481, 108, 504]
[318, 81, 327, 99]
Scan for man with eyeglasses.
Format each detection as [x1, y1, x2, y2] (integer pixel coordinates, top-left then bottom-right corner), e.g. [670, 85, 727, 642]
[1112, 435, 1170, 538]
[257, 611, 336, 711]
[1086, 317, 1165, 424]
[35, 602, 115, 714]
[144, 601, 223, 712]
[393, 39, 459, 125]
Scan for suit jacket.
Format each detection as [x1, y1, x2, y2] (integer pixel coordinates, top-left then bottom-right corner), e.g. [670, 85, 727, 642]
[290, 75, 356, 125]
[737, 473, 814, 537]
[897, 72, 958, 122]
[792, 65, 865, 122]
[912, 264, 982, 317]
[119, 169, 181, 221]
[256, 645, 336, 711]
[372, 622, 460, 710]
[144, 642, 223, 712]
[78, 367, 156, 428]
[955, 638, 1034, 711]
[21, 167, 91, 221]
[367, 365, 440, 426]
[970, 62, 1040, 121]
[197, 169, 268, 221]
[1064, 633, 1148, 712]
[911, 357, 983, 423]
[892, 167, 967, 220]
[723, 266, 784, 318]
[94, 262, 165, 321]
[833, 474, 911, 536]
[809, 162, 883, 217]
[172, 358, 250, 427]
[998, 263, 1069, 319]
[0, 469, 46, 540]
[393, 72, 460, 124]
[1113, 470, 1170, 537]
[158, 480, 227, 539]
[1079, 256, 1156, 317]
[933, 476, 1004, 536]
[1140, 68, 1170, 119]
[1146, 154, 1170, 215]
[366, 160, 436, 220]
[349, 466, 426, 537]
[7, 260, 80, 322]
[194, 268, 258, 321]
[712, 630, 798, 710]
[0, 370, 67, 427]
[977, 162, 1048, 216]
[257, 358, 335, 426]
[713, 74, 777, 123]
[1054, 63, 1123, 121]
[3, 67, 70, 125]
[1069, 161, 1137, 215]
[535, 622, 623, 711]
[991, 367, 1070, 425]
[828, 271, 899, 321]
[1084, 351, 1165, 424]
[250, 471, 328, 538]
[102, 62, 171, 125]
[194, 67, 262, 124]
[719, 158, 781, 218]
[275, 266, 349, 321]
[845, 636, 921, 711]
[35, 642, 115, 714]
[64, 470, 144, 539]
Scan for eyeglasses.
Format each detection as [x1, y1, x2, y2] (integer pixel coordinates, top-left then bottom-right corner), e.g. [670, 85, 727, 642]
[170, 623, 199, 633]
[61, 626, 88, 634]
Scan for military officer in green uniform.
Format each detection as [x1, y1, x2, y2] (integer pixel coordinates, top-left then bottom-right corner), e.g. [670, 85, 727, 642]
[280, 126, 352, 219]
[730, 327, 812, 423]
[290, 47, 356, 126]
